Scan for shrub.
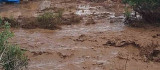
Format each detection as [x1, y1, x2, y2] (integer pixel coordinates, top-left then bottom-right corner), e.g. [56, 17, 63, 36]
[123, 0, 160, 23]
[3, 17, 20, 28]
[0, 17, 2, 26]
[0, 21, 28, 70]
[37, 12, 63, 29]
[0, 17, 19, 28]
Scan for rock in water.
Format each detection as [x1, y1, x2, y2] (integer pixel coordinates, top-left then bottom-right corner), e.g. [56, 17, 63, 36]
[85, 17, 95, 25]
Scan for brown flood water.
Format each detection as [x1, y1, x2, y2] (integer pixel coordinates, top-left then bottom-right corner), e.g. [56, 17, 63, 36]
[10, 22, 160, 70]
[1, 0, 160, 70]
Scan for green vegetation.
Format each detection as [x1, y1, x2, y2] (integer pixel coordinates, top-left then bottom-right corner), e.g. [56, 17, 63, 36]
[3, 17, 19, 28]
[37, 12, 63, 29]
[0, 17, 2, 25]
[123, 0, 160, 23]
[122, 0, 160, 9]
[0, 8, 82, 30]
[0, 20, 28, 70]
[0, 17, 19, 28]
[124, 7, 131, 19]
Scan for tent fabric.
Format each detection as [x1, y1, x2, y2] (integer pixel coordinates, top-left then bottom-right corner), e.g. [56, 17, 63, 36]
[0, 0, 20, 3]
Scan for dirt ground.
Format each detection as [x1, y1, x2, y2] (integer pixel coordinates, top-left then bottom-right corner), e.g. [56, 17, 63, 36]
[0, 0, 160, 70]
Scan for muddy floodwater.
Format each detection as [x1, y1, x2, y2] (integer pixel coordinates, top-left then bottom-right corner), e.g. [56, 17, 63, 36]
[1, 0, 160, 70]
[11, 22, 160, 70]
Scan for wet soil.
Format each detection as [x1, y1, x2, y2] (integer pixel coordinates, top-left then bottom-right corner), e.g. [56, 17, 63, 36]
[1, 0, 160, 70]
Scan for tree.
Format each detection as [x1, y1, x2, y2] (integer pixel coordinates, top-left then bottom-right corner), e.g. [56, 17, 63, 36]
[123, 0, 160, 23]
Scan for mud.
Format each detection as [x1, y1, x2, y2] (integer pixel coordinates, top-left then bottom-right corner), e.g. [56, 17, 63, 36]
[10, 23, 160, 70]
[1, 0, 160, 70]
